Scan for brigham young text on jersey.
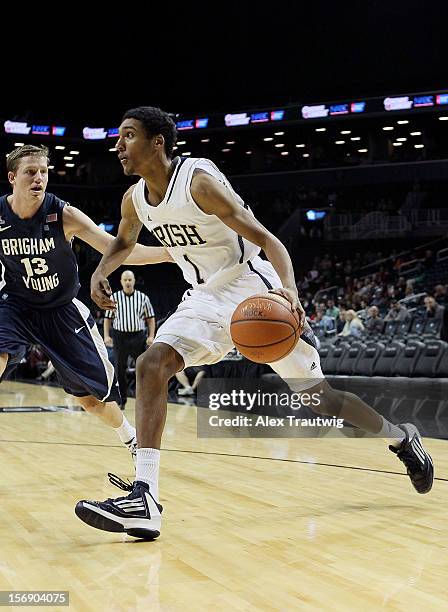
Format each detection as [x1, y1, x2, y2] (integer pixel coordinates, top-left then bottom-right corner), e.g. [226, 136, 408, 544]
[0, 193, 80, 306]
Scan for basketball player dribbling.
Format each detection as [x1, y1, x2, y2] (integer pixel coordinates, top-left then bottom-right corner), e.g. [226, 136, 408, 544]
[0, 145, 172, 466]
[75, 107, 433, 541]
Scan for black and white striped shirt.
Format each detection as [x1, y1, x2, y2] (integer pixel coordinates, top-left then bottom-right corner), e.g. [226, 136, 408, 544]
[105, 290, 154, 332]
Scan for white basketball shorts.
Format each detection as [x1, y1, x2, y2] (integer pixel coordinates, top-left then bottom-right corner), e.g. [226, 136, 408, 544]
[153, 256, 324, 389]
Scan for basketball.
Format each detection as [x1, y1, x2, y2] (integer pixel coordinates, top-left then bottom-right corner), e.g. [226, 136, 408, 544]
[230, 293, 303, 363]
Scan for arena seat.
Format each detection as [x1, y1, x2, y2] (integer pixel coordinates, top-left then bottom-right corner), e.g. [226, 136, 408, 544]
[433, 345, 448, 378]
[394, 339, 426, 377]
[372, 341, 405, 376]
[423, 318, 442, 338]
[322, 342, 350, 375]
[317, 343, 331, 371]
[413, 340, 448, 377]
[337, 342, 366, 375]
[395, 319, 412, 339]
[409, 318, 426, 337]
[383, 320, 399, 337]
[353, 342, 385, 376]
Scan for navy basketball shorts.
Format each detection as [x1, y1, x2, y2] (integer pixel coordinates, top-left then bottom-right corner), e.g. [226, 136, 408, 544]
[0, 297, 121, 403]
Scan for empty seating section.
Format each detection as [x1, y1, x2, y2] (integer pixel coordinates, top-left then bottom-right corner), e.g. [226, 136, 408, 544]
[317, 317, 448, 377]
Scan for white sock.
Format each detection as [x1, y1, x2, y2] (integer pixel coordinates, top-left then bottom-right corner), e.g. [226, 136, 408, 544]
[114, 415, 136, 445]
[136, 448, 160, 501]
[378, 417, 405, 448]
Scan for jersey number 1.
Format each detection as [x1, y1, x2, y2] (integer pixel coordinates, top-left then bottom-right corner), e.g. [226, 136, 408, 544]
[183, 254, 204, 284]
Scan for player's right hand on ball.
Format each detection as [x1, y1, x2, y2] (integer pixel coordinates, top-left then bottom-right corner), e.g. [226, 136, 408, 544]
[91, 273, 116, 310]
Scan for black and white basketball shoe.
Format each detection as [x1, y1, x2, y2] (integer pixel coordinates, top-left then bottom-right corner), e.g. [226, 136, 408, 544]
[389, 423, 434, 494]
[75, 474, 162, 539]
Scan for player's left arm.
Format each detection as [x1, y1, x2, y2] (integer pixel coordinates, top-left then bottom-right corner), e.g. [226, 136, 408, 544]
[190, 172, 303, 317]
[62, 206, 173, 265]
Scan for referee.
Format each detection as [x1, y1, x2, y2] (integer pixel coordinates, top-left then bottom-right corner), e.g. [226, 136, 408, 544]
[104, 270, 155, 409]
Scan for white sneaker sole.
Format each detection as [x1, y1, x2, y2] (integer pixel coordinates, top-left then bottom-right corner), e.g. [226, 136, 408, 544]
[75, 501, 161, 539]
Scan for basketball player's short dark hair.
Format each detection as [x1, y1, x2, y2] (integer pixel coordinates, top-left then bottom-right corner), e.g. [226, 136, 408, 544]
[122, 107, 177, 158]
[7, 145, 50, 173]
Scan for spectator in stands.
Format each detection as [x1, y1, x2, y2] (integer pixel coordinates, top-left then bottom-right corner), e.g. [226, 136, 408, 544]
[424, 296, 445, 319]
[384, 299, 411, 322]
[396, 277, 407, 300]
[311, 309, 335, 335]
[339, 310, 365, 338]
[422, 249, 436, 270]
[336, 308, 346, 333]
[325, 298, 339, 319]
[434, 284, 448, 305]
[365, 306, 384, 334]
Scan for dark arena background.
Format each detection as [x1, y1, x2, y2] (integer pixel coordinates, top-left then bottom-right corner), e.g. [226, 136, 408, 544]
[1, 3, 447, 610]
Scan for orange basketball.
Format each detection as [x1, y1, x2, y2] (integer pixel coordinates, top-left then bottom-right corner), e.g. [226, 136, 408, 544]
[230, 293, 303, 363]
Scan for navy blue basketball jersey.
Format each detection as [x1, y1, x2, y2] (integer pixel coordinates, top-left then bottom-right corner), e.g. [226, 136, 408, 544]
[0, 193, 80, 308]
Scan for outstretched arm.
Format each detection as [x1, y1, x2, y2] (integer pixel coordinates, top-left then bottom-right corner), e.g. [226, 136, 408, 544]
[84, 187, 143, 310]
[63, 204, 173, 265]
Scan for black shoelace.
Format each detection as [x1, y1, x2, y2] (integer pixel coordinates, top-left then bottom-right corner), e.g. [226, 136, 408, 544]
[108, 472, 134, 492]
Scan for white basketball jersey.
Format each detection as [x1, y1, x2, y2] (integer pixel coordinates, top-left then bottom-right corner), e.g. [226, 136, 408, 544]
[132, 157, 261, 288]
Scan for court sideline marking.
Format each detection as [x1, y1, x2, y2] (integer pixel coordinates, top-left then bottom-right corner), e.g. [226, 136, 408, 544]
[0, 437, 446, 482]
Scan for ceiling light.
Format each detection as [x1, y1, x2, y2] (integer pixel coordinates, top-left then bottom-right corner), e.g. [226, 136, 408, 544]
[177, 141, 186, 145]
[315, 127, 326, 132]
[414, 144, 424, 148]
[48, 165, 54, 169]
[383, 126, 394, 131]
[303, 153, 310, 158]
[245, 151, 252, 154]
[65, 163, 75, 167]
[14, 142, 24, 146]
[275, 143, 285, 148]
[201, 138, 210, 143]
[397, 120, 409, 124]
[396, 137, 407, 142]
[335, 140, 345, 144]
[222, 148, 230, 152]
[263, 137, 273, 141]
[393, 142, 403, 147]
[183, 152, 191, 156]
[69, 150, 80, 155]
[438, 116, 448, 121]
[55, 146, 65, 150]
[64, 156, 73, 160]
[108, 148, 116, 152]
[275, 131, 285, 136]
[226, 141, 235, 145]
[350, 136, 361, 141]
[410, 131, 422, 136]
[358, 148, 368, 153]
[281, 151, 289, 156]
[341, 130, 351, 134]
[295, 144, 306, 148]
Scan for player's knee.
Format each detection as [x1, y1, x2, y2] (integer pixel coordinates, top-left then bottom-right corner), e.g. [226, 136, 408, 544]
[309, 382, 344, 417]
[136, 343, 182, 383]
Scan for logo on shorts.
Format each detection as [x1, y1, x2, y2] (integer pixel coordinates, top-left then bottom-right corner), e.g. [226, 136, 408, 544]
[310, 362, 317, 371]
[75, 326, 85, 334]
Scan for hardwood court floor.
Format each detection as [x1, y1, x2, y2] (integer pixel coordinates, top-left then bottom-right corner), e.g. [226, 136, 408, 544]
[0, 381, 447, 611]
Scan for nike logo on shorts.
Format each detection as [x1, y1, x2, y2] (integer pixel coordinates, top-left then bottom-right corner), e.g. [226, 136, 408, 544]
[0, 226, 12, 232]
[75, 326, 85, 334]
